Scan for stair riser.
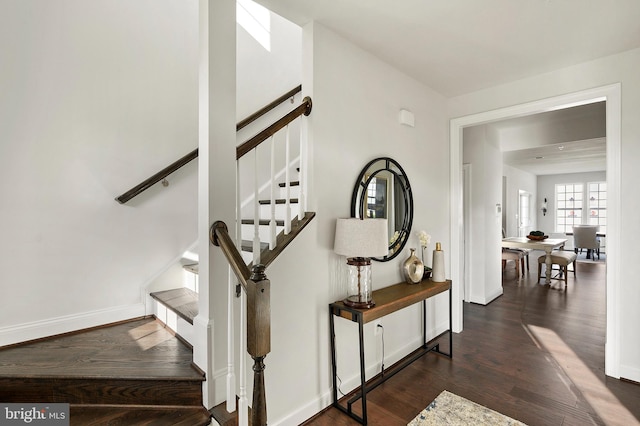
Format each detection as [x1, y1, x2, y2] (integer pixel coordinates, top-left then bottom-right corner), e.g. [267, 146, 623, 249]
[153, 301, 196, 346]
[258, 203, 300, 220]
[0, 378, 203, 406]
[242, 182, 300, 211]
[241, 223, 285, 242]
[70, 406, 211, 426]
[278, 185, 300, 199]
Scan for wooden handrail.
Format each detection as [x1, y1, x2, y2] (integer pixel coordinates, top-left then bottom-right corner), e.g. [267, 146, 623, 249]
[236, 85, 301, 131]
[115, 149, 198, 204]
[115, 86, 304, 204]
[209, 221, 250, 291]
[236, 96, 312, 160]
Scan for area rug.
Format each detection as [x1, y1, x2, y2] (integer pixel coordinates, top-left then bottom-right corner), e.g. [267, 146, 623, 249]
[408, 390, 527, 426]
[574, 250, 606, 263]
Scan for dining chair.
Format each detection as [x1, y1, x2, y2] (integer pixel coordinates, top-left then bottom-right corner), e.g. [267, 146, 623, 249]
[572, 225, 600, 260]
[502, 248, 524, 276]
[537, 251, 577, 287]
[501, 228, 530, 275]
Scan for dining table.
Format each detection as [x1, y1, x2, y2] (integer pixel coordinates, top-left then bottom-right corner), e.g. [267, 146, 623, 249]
[501, 237, 567, 285]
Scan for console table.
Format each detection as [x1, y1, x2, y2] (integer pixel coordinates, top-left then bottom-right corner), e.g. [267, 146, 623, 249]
[329, 279, 452, 425]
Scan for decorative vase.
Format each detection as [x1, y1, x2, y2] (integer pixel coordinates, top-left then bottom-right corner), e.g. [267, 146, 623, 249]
[432, 242, 446, 282]
[403, 248, 424, 284]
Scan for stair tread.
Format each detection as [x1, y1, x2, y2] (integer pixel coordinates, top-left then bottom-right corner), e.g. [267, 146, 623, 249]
[258, 198, 299, 205]
[70, 405, 211, 426]
[241, 218, 285, 226]
[183, 263, 199, 274]
[278, 180, 300, 187]
[0, 318, 203, 381]
[210, 400, 239, 426]
[151, 287, 199, 324]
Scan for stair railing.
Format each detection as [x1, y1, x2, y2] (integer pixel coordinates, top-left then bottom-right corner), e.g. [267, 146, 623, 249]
[236, 96, 312, 264]
[230, 95, 311, 426]
[210, 221, 269, 426]
[114, 85, 302, 205]
[117, 85, 311, 425]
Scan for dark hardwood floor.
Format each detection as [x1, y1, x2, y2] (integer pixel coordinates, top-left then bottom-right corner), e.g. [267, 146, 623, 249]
[305, 255, 640, 425]
[0, 317, 210, 425]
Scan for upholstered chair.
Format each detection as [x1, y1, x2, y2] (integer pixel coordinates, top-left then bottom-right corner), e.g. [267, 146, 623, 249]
[572, 225, 600, 260]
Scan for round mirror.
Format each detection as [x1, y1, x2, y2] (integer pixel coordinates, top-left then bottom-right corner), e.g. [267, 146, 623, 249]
[350, 157, 413, 262]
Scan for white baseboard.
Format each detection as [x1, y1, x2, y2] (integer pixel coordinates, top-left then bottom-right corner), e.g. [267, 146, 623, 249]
[619, 364, 640, 384]
[272, 389, 334, 426]
[484, 287, 504, 305]
[270, 320, 450, 426]
[0, 303, 146, 347]
[468, 287, 503, 305]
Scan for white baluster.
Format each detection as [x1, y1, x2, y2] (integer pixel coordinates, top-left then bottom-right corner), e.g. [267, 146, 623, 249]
[238, 289, 248, 426]
[285, 125, 291, 234]
[226, 267, 235, 412]
[227, 162, 242, 412]
[269, 136, 276, 249]
[253, 149, 260, 264]
[237, 146, 248, 426]
[299, 115, 307, 220]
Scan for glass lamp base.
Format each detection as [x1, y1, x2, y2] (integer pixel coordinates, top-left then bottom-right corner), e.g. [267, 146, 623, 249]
[344, 257, 375, 309]
[344, 295, 375, 309]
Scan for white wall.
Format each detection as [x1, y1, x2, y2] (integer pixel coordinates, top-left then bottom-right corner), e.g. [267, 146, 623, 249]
[462, 125, 503, 304]
[0, 0, 200, 341]
[537, 171, 606, 242]
[448, 48, 640, 383]
[236, 6, 301, 120]
[503, 165, 537, 237]
[0, 0, 304, 340]
[254, 22, 450, 425]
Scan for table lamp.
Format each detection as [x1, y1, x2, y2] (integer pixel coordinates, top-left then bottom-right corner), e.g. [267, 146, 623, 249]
[334, 218, 389, 308]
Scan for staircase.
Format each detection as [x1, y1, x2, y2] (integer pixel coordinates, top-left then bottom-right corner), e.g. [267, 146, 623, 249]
[128, 87, 313, 426]
[0, 89, 311, 426]
[0, 317, 211, 425]
[150, 168, 313, 321]
[150, 91, 314, 344]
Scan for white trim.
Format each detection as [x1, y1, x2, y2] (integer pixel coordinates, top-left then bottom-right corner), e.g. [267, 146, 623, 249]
[619, 364, 640, 383]
[0, 303, 145, 347]
[463, 163, 472, 303]
[483, 288, 504, 306]
[449, 83, 621, 378]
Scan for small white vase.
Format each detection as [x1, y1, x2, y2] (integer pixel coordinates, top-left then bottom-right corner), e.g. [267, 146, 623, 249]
[432, 242, 446, 282]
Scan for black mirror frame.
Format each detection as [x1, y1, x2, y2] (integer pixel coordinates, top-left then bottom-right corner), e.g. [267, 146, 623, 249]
[350, 157, 414, 262]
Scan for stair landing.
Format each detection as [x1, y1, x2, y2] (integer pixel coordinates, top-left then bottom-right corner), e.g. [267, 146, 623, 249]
[151, 287, 199, 324]
[0, 317, 210, 425]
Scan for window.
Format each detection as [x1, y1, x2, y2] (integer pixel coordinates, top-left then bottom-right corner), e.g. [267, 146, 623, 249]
[366, 177, 387, 219]
[588, 182, 607, 233]
[555, 183, 583, 233]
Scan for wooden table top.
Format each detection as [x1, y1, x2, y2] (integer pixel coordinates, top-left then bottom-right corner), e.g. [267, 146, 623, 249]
[331, 279, 451, 324]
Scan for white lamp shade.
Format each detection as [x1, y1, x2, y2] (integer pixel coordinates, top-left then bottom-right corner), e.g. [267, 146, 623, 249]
[334, 218, 389, 258]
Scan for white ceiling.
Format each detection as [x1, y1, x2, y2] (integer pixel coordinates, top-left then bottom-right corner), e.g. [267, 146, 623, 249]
[489, 101, 607, 175]
[256, 1, 638, 175]
[256, 0, 640, 97]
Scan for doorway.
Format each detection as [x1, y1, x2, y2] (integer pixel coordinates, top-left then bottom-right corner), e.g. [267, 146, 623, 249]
[518, 190, 532, 237]
[449, 84, 621, 378]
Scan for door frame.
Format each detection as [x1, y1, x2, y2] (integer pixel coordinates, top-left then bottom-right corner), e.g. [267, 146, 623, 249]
[518, 189, 532, 237]
[449, 84, 621, 378]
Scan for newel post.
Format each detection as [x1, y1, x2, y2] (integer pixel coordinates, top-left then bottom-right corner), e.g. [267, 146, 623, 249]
[247, 264, 270, 426]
